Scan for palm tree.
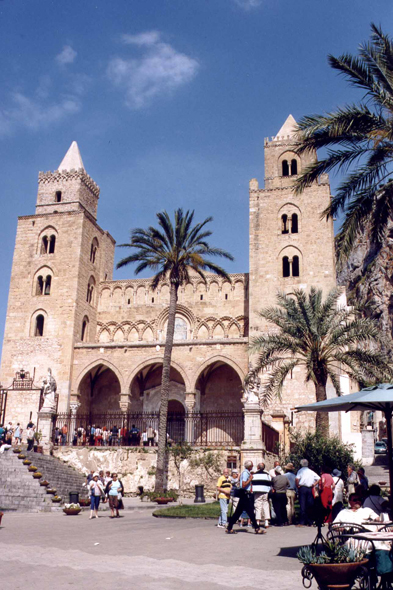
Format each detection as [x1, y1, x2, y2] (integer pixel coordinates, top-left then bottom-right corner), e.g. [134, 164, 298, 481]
[250, 287, 393, 436]
[117, 209, 233, 491]
[293, 24, 393, 263]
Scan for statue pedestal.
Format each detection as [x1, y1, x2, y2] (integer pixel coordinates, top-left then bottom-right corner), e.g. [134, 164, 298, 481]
[241, 402, 264, 466]
[38, 410, 55, 455]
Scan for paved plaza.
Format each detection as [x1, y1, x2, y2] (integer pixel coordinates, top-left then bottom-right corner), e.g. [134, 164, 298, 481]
[1, 502, 317, 590]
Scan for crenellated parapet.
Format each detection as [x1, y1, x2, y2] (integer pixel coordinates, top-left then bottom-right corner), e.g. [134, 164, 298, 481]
[38, 169, 100, 198]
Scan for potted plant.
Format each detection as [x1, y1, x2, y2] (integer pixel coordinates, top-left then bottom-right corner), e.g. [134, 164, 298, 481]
[28, 465, 38, 472]
[17, 454, 26, 459]
[79, 498, 90, 507]
[34, 431, 43, 454]
[297, 541, 368, 590]
[33, 472, 43, 479]
[22, 459, 32, 465]
[52, 496, 62, 503]
[63, 503, 81, 515]
[46, 488, 57, 495]
[13, 448, 22, 454]
[40, 480, 49, 487]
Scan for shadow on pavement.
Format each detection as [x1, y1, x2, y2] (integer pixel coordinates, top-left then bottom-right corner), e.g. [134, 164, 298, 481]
[277, 545, 306, 559]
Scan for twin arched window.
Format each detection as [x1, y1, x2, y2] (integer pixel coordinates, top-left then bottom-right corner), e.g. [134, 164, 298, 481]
[41, 234, 56, 255]
[281, 213, 298, 234]
[282, 255, 300, 278]
[86, 276, 96, 305]
[36, 274, 52, 296]
[282, 159, 298, 177]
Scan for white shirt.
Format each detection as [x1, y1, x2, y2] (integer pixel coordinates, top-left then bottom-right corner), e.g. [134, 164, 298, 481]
[332, 476, 344, 505]
[334, 506, 378, 526]
[296, 466, 319, 487]
[269, 467, 279, 478]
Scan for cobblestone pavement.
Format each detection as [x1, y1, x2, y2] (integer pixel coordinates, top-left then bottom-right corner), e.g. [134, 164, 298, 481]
[1, 507, 317, 590]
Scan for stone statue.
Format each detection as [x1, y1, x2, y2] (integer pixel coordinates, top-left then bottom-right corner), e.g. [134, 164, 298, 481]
[41, 368, 57, 412]
[242, 363, 261, 404]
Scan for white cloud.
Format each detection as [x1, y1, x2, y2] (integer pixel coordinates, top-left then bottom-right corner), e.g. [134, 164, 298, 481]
[0, 91, 81, 136]
[107, 31, 199, 109]
[233, 0, 262, 9]
[56, 45, 77, 65]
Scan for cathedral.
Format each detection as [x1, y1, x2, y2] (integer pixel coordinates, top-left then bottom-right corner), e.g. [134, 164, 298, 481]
[0, 115, 337, 451]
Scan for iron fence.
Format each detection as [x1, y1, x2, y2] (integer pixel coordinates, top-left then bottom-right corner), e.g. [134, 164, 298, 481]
[262, 420, 280, 454]
[53, 411, 245, 448]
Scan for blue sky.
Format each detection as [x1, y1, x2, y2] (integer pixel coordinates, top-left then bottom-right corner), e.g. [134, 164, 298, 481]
[0, 0, 391, 353]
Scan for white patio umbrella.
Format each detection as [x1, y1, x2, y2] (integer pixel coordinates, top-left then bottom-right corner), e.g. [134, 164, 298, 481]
[295, 383, 393, 512]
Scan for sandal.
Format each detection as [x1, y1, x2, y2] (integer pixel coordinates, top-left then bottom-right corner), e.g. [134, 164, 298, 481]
[225, 529, 237, 534]
[255, 528, 266, 534]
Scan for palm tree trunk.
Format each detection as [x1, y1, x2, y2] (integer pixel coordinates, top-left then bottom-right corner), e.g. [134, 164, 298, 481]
[315, 381, 329, 437]
[155, 281, 178, 492]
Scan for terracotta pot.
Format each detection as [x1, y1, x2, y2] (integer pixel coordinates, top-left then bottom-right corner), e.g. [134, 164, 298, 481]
[28, 466, 37, 472]
[305, 559, 369, 590]
[155, 498, 171, 505]
[33, 473, 42, 479]
[18, 455, 26, 459]
[13, 448, 21, 453]
[63, 508, 81, 515]
[40, 481, 49, 486]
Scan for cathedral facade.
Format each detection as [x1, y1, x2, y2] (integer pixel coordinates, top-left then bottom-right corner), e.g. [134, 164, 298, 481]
[0, 115, 337, 448]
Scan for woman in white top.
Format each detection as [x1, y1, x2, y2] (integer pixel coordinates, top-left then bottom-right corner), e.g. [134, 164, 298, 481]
[331, 468, 345, 521]
[88, 472, 105, 519]
[106, 473, 124, 518]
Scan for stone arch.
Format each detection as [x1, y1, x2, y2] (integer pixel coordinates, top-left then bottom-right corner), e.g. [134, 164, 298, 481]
[233, 280, 244, 300]
[112, 286, 123, 306]
[32, 265, 54, 297]
[209, 280, 220, 299]
[30, 308, 48, 337]
[126, 357, 191, 393]
[125, 286, 134, 305]
[227, 319, 241, 338]
[99, 287, 111, 310]
[75, 359, 125, 395]
[157, 305, 196, 334]
[37, 225, 58, 255]
[278, 203, 302, 235]
[113, 326, 125, 342]
[278, 245, 303, 278]
[212, 320, 225, 339]
[90, 237, 99, 264]
[98, 328, 111, 343]
[190, 355, 245, 392]
[278, 151, 301, 178]
[195, 322, 210, 340]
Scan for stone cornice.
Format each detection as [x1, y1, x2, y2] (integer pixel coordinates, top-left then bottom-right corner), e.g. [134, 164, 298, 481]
[99, 273, 249, 289]
[74, 337, 248, 350]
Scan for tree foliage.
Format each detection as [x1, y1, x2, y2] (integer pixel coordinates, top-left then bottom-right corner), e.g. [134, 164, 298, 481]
[294, 24, 393, 263]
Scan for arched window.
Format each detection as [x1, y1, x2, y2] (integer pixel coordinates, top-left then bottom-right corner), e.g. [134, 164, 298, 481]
[282, 256, 290, 277]
[49, 235, 56, 254]
[81, 317, 89, 342]
[35, 315, 44, 337]
[292, 256, 300, 277]
[291, 214, 298, 234]
[86, 276, 96, 305]
[291, 159, 298, 175]
[36, 276, 44, 295]
[44, 275, 51, 295]
[55, 191, 62, 203]
[282, 160, 289, 177]
[41, 236, 49, 255]
[281, 214, 289, 234]
[90, 238, 99, 264]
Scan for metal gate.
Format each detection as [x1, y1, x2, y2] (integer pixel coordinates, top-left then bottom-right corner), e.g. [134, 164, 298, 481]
[0, 389, 7, 425]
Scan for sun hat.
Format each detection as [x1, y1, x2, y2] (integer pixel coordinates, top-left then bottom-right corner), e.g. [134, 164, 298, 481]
[332, 469, 342, 477]
[285, 463, 294, 471]
[93, 472, 99, 478]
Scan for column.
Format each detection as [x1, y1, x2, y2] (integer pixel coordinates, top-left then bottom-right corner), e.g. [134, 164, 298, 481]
[185, 392, 196, 443]
[37, 409, 55, 455]
[69, 401, 81, 444]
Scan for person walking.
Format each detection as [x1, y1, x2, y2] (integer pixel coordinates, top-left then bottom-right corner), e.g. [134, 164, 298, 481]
[331, 468, 345, 521]
[284, 463, 297, 525]
[216, 468, 232, 528]
[26, 425, 35, 452]
[318, 466, 335, 523]
[229, 469, 240, 516]
[295, 459, 319, 527]
[88, 472, 105, 519]
[252, 462, 272, 528]
[271, 466, 289, 526]
[226, 460, 265, 534]
[357, 467, 369, 491]
[13, 423, 22, 446]
[106, 473, 124, 518]
[346, 464, 359, 496]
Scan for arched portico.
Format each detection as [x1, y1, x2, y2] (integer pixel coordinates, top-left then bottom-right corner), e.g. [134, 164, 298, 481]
[129, 361, 188, 413]
[77, 362, 122, 414]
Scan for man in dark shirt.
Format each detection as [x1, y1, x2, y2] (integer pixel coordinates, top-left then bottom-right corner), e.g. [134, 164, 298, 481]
[110, 425, 119, 447]
[130, 424, 140, 446]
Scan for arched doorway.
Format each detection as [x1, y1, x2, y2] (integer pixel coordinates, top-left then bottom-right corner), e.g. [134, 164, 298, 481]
[130, 363, 186, 413]
[167, 399, 185, 443]
[78, 363, 121, 415]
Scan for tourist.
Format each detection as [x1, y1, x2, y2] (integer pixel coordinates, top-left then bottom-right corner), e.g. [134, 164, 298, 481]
[88, 472, 105, 519]
[147, 425, 154, 446]
[357, 467, 369, 491]
[110, 425, 119, 446]
[120, 425, 128, 445]
[130, 424, 140, 446]
[99, 470, 105, 485]
[13, 423, 22, 446]
[142, 429, 148, 447]
[334, 493, 378, 525]
[153, 429, 158, 446]
[363, 484, 390, 517]
[5, 422, 13, 445]
[0, 424, 5, 443]
[26, 425, 35, 452]
[226, 460, 265, 534]
[72, 430, 78, 446]
[86, 470, 94, 484]
[61, 423, 68, 446]
[102, 427, 108, 446]
[269, 460, 280, 479]
[271, 466, 289, 526]
[106, 473, 124, 518]
[318, 465, 335, 523]
[216, 468, 232, 528]
[104, 470, 112, 487]
[331, 468, 345, 521]
[284, 463, 297, 525]
[252, 462, 271, 528]
[229, 469, 240, 514]
[95, 426, 102, 446]
[346, 464, 359, 496]
[295, 459, 319, 527]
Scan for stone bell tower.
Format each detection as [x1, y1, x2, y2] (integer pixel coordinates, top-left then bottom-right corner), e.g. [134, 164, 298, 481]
[248, 114, 337, 429]
[0, 142, 115, 428]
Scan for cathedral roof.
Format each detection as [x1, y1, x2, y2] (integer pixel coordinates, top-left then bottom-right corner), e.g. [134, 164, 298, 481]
[58, 141, 85, 171]
[275, 114, 297, 138]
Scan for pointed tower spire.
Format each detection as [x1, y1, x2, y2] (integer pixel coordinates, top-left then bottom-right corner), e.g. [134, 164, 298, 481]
[275, 114, 297, 139]
[58, 141, 85, 171]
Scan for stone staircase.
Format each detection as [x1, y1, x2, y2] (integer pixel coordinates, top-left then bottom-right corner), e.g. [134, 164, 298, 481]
[0, 450, 88, 512]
